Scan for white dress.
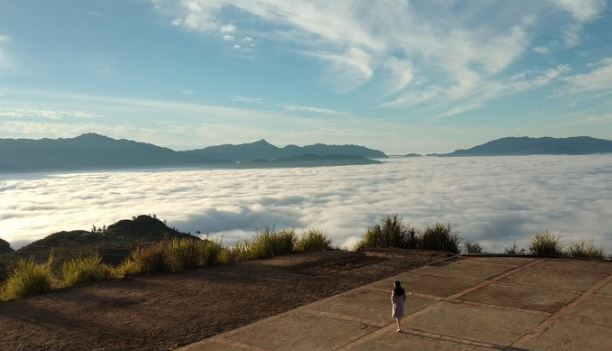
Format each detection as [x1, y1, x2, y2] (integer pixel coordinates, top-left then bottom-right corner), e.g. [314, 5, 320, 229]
[391, 291, 406, 319]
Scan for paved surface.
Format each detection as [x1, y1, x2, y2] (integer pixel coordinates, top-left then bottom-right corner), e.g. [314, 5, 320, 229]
[177, 257, 612, 351]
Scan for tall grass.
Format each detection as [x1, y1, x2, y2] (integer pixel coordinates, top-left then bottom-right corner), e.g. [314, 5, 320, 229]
[295, 229, 333, 252]
[464, 241, 483, 254]
[241, 228, 296, 259]
[568, 240, 604, 259]
[504, 242, 526, 255]
[61, 254, 111, 287]
[1, 258, 53, 301]
[529, 231, 563, 256]
[118, 238, 224, 275]
[421, 223, 460, 253]
[356, 215, 460, 253]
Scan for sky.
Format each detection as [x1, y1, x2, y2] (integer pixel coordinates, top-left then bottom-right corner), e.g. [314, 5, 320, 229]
[0, 0, 611, 154]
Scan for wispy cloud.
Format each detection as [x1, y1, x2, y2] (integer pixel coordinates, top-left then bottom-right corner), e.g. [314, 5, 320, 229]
[0, 107, 95, 120]
[231, 95, 262, 103]
[0, 34, 15, 72]
[153, 1, 608, 117]
[563, 57, 612, 93]
[281, 104, 351, 116]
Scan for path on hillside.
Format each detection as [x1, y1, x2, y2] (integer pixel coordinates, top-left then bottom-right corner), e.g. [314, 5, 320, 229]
[179, 257, 612, 351]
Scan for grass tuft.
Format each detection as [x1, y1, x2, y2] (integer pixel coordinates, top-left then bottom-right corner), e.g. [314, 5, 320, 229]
[504, 242, 526, 255]
[1, 258, 53, 301]
[245, 228, 296, 259]
[421, 223, 460, 253]
[356, 215, 460, 253]
[60, 254, 111, 287]
[464, 241, 483, 254]
[295, 229, 333, 252]
[567, 240, 604, 259]
[529, 231, 563, 256]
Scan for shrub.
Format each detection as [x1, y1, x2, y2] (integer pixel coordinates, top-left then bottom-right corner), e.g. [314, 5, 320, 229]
[295, 229, 332, 252]
[504, 242, 526, 255]
[357, 214, 410, 249]
[114, 259, 143, 277]
[568, 240, 604, 259]
[1, 258, 53, 301]
[194, 240, 223, 266]
[464, 241, 483, 254]
[421, 223, 460, 253]
[529, 231, 563, 256]
[164, 238, 199, 272]
[127, 244, 166, 274]
[246, 228, 296, 259]
[61, 254, 111, 287]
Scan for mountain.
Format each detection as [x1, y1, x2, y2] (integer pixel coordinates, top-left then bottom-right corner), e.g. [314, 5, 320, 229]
[186, 139, 387, 161]
[0, 238, 13, 255]
[242, 154, 380, 167]
[0, 133, 225, 172]
[0, 215, 197, 281]
[442, 136, 612, 157]
[0, 134, 385, 172]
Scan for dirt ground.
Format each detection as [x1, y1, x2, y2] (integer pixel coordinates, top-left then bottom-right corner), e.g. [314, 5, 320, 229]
[0, 249, 450, 351]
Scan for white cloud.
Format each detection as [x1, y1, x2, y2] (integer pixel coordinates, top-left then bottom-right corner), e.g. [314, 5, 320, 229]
[155, 1, 536, 96]
[2, 157, 611, 254]
[281, 104, 350, 116]
[548, 0, 606, 22]
[563, 57, 612, 93]
[0, 107, 95, 120]
[562, 23, 582, 47]
[0, 34, 15, 72]
[231, 95, 262, 103]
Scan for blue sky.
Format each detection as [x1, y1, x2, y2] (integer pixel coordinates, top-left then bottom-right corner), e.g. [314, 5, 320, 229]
[0, 0, 611, 153]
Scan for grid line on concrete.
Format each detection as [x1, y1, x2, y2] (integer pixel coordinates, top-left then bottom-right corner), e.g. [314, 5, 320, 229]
[512, 272, 612, 348]
[300, 307, 388, 327]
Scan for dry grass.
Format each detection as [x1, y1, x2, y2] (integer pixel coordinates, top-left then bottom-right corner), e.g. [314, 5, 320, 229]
[60, 254, 111, 287]
[0, 258, 54, 301]
[529, 231, 563, 256]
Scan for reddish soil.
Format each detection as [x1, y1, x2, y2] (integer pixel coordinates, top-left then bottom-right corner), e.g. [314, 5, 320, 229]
[0, 249, 451, 351]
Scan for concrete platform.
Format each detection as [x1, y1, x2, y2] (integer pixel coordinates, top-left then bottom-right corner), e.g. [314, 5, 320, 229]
[178, 257, 612, 351]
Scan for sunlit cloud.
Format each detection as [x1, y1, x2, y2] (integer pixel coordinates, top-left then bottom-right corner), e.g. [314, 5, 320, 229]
[2, 157, 611, 253]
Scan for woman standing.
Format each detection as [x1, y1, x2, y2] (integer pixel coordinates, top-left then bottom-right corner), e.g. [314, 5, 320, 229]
[391, 281, 406, 332]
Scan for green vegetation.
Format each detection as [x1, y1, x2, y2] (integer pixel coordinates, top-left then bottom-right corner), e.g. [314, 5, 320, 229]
[464, 241, 483, 254]
[421, 223, 460, 252]
[295, 229, 333, 252]
[355, 214, 460, 253]
[0, 227, 334, 301]
[529, 231, 563, 256]
[568, 240, 604, 259]
[118, 238, 223, 275]
[244, 228, 296, 259]
[504, 242, 527, 255]
[60, 254, 111, 287]
[1, 258, 53, 301]
[2, 215, 609, 303]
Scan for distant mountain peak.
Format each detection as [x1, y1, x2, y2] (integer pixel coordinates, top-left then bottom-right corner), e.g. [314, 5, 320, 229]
[442, 136, 612, 157]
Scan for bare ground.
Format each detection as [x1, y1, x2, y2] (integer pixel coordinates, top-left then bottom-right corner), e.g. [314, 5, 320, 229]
[0, 249, 451, 351]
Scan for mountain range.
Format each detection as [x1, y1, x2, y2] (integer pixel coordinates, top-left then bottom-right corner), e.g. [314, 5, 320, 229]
[442, 136, 612, 157]
[0, 133, 383, 172]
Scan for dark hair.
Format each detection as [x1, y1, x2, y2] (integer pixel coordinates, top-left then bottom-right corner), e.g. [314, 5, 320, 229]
[393, 281, 405, 296]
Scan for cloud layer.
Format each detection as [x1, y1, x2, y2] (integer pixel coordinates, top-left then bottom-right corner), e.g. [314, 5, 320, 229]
[1, 157, 612, 253]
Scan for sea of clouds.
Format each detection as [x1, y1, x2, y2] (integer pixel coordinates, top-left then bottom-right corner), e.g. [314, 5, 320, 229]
[1, 156, 612, 253]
